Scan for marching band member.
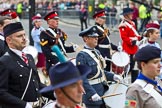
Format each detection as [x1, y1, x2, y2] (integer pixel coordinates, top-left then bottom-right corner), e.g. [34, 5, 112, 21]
[138, 22, 162, 79]
[119, 7, 141, 83]
[31, 14, 50, 85]
[125, 45, 162, 108]
[0, 9, 20, 22]
[76, 26, 122, 108]
[93, 10, 118, 72]
[0, 22, 48, 108]
[0, 16, 12, 57]
[40, 61, 91, 108]
[31, 14, 45, 68]
[0, 9, 20, 57]
[40, 11, 78, 73]
[138, 22, 161, 49]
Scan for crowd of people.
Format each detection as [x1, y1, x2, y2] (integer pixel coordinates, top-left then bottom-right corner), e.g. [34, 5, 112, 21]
[0, 0, 162, 108]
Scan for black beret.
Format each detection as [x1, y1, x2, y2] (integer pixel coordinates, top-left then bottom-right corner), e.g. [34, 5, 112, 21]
[79, 26, 102, 37]
[135, 45, 161, 61]
[3, 22, 24, 37]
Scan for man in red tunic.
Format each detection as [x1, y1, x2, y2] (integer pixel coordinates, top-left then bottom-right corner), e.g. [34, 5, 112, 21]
[119, 7, 141, 82]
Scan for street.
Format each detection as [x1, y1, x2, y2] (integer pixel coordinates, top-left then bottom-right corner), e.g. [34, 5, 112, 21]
[21, 19, 162, 58]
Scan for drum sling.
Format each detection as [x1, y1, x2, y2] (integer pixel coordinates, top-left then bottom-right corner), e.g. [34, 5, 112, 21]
[82, 49, 107, 85]
[124, 21, 140, 37]
[47, 28, 67, 56]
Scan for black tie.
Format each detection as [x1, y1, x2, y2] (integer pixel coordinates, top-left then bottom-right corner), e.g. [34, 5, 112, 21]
[91, 50, 99, 58]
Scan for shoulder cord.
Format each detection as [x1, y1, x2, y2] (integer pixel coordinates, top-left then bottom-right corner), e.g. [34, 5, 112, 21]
[97, 25, 113, 53]
[21, 69, 32, 100]
[82, 49, 107, 81]
[124, 21, 140, 37]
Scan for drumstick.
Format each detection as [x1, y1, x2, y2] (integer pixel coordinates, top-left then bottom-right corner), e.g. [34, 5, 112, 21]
[112, 81, 120, 94]
[101, 93, 123, 99]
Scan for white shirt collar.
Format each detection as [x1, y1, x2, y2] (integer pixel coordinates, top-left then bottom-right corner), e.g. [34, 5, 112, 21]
[10, 48, 23, 58]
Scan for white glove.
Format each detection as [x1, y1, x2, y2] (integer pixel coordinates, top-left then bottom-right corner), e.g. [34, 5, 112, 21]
[113, 74, 123, 82]
[25, 103, 32, 108]
[73, 44, 79, 51]
[91, 93, 101, 101]
[117, 46, 122, 52]
[130, 37, 138, 41]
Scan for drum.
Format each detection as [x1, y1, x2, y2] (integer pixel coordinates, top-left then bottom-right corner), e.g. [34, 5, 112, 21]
[69, 58, 76, 65]
[22, 45, 38, 64]
[104, 83, 128, 108]
[111, 51, 130, 75]
[56, 58, 76, 66]
[37, 68, 50, 85]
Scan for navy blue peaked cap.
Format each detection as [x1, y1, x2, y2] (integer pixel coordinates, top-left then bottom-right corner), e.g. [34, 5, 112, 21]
[79, 26, 103, 37]
[121, 7, 133, 15]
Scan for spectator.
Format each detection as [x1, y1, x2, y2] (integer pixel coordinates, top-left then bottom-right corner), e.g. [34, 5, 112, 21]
[129, 1, 139, 30]
[110, 4, 117, 28]
[79, 4, 88, 31]
[138, 0, 151, 33]
[58, 1, 65, 10]
[104, 3, 111, 26]
[16, 1, 23, 19]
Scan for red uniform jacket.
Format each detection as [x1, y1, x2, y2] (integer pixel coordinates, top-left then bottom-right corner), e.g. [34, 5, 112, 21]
[119, 20, 140, 55]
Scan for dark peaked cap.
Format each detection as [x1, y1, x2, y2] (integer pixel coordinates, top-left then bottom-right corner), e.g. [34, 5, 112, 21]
[93, 10, 106, 19]
[44, 11, 59, 21]
[121, 7, 133, 15]
[3, 22, 24, 37]
[79, 26, 103, 37]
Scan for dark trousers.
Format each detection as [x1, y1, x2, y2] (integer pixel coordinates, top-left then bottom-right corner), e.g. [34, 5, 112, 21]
[139, 17, 151, 32]
[129, 54, 135, 73]
[129, 54, 139, 83]
[131, 70, 139, 83]
[80, 19, 87, 31]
